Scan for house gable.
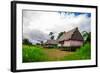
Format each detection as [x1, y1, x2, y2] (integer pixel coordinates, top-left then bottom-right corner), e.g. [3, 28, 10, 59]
[71, 28, 84, 41]
[58, 27, 83, 42]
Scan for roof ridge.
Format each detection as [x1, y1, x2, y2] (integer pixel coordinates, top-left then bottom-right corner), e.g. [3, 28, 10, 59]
[66, 27, 78, 33]
[58, 27, 78, 41]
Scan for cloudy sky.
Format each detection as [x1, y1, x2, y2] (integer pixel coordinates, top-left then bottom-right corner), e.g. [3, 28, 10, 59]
[23, 10, 91, 44]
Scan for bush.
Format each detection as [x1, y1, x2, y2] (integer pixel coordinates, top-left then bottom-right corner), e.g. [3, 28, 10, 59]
[23, 39, 32, 45]
[62, 43, 91, 60]
[76, 43, 91, 59]
[23, 45, 48, 62]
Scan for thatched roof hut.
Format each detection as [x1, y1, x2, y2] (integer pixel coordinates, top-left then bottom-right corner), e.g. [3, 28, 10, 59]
[45, 40, 58, 45]
[58, 27, 84, 47]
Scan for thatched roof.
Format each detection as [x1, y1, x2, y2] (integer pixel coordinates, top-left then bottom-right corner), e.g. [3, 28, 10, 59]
[58, 27, 83, 42]
[45, 40, 58, 44]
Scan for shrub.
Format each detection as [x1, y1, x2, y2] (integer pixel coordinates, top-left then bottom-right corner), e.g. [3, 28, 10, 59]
[23, 39, 32, 45]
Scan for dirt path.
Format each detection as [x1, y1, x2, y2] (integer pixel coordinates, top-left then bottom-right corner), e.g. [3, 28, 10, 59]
[43, 48, 73, 61]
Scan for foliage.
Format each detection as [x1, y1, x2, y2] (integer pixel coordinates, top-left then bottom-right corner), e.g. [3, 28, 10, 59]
[22, 45, 48, 62]
[86, 32, 91, 42]
[62, 43, 91, 60]
[82, 31, 88, 41]
[57, 32, 64, 39]
[51, 36, 54, 40]
[82, 31, 91, 43]
[23, 39, 32, 45]
[49, 32, 53, 35]
[49, 32, 54, 40]
[22, 42, 91, 62]
[40, 41, 43, 45]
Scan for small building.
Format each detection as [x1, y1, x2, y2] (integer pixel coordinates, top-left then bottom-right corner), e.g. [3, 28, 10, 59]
[57, 27, 84, 51]
[45, 40, 58, 48]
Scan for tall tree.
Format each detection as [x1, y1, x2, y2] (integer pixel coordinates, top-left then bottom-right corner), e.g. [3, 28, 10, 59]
[49, 32, 53, 36]
[82, 31, 88, 41]
[51, 36, 54, 40]
[49, 32, 54, 40]
[57, 32, 64, 39]
[86, 32, 91, 42]
[82, 31, 91, 43]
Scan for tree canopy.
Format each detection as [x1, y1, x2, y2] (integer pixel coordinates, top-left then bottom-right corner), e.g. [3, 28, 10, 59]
[49, 32, 55, 40]
[82, 31, 91, 43]
[23, 39, 32, 45]
[57, 32, 64, 40]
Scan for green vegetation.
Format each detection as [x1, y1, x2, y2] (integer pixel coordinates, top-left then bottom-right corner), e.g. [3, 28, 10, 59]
[62, 43, 91, 60]
[22, 31, 91, 62]
[22, 45, 48, 62]
[23, 43, 91, 62]
[23, 39, 32, 45]
[49, 32, 55, 40]
[82, 31, 91, 43]
[57, 32, 64, 39]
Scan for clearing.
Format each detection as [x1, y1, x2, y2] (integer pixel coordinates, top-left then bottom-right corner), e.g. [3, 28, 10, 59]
[42, 48, 74, 61]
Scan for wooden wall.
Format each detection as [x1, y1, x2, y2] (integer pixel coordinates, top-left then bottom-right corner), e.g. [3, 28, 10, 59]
[63, 40, 83, 47]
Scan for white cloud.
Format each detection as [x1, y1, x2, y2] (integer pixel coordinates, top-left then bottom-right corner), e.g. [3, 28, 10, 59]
[23, 10, 91, 43]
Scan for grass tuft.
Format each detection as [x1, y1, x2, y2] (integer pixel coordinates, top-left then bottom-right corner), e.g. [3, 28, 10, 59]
[23, 45, 48, 62]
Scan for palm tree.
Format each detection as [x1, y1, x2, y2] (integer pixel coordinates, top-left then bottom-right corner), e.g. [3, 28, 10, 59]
[87, 32, 91, 42]
[82, 31, 91, 43]
[49, 32, 54, 40]
[49, 32, 53, 36]
[57, 32, 64, 40]
[82, 31, 88, 41]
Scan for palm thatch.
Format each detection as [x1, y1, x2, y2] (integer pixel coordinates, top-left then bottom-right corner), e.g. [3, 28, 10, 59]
[58, 27, 84, 42]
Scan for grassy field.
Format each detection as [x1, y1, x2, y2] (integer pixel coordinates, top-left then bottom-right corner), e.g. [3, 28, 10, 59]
[22, 43, 91, 62]
[22, 45, 48, 62]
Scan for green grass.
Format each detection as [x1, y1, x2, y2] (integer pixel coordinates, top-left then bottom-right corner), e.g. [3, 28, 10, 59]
[22, 43, 91, 62]
[22, 45, 48, 62]
[62, 43, 91, 60]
